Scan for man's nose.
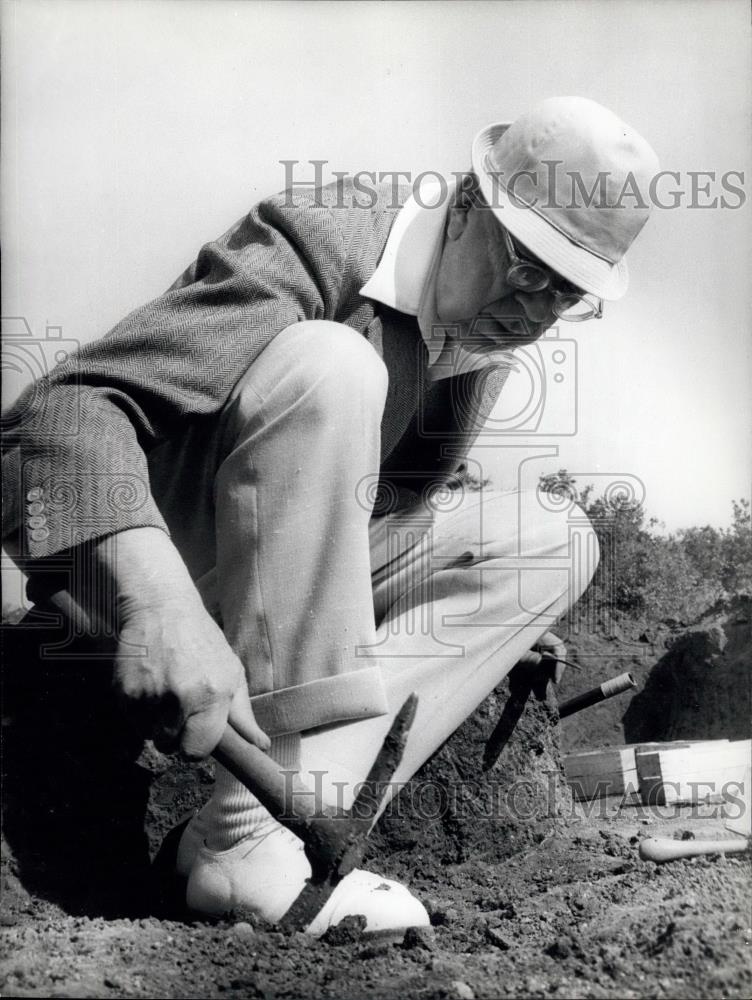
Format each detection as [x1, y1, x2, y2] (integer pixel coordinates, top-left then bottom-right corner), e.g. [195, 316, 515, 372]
[514, 289, 555, 323]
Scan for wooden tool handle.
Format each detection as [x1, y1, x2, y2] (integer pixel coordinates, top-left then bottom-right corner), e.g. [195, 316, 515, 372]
[214, 725, 336, 833]
[215, 726, 362, 876]
[558, 672, 636, 719]
[214, 694, 419, 886]
[639, 836, 749, 863]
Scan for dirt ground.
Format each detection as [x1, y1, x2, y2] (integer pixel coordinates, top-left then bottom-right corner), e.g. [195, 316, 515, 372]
[2, 805, 750, 1000]
[1, 604, 750, 999]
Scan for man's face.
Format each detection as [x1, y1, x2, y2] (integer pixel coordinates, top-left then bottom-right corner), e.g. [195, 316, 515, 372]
[435, 202, 559, 344]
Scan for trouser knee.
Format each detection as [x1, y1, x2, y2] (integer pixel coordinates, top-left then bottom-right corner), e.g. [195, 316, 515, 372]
[525, 492, 600, 603]
[479, 489, 600, 606]
[233, 320, 388, 426]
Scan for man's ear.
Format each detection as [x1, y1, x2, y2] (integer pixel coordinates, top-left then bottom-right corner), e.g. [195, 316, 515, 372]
[446, 205, 470, 242]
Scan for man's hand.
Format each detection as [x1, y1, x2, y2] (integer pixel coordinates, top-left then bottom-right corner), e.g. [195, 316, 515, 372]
[76, 527, 270, 759]
[114, 594, 270, 759]
[516, 630, 568, 684]
[533, 630, 567, 684]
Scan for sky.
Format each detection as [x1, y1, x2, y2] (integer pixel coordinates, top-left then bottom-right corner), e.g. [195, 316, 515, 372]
[2, 0, 750, 577]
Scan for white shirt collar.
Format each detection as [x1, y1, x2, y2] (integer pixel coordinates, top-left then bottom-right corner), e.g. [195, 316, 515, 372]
[360, 178, 447, 317]
[360, 178, 514, 381]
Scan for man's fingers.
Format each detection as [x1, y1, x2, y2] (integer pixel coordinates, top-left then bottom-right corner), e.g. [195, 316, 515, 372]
[179, 682, 270, 761]
[539, 649, 567, 684]
[228, 685, 271, 752]
[516, 650, 542, 667]
[152, 692, 186, 753]
[112, 667, 167, 742]
[179, 699, 232, 761]
[112, 612, 268, 758]
[538, 630, 564, 653]
[547, 643, 567, 684]
[153, 726, 181, 755]
[532, 631, 567, 685]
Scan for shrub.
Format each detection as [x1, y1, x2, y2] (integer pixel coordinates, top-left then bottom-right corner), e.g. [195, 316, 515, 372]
[538, 470, 751, 623]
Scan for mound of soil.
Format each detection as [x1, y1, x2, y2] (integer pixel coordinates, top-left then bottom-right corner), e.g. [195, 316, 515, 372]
[369, 669, 567, 872]
[623, 596, 751, 744]
[553, 614, 679, 752]
[554, 597, 751, 751]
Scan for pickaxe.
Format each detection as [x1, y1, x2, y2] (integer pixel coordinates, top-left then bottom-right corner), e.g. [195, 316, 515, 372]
[36, 589, 419, 930]
[213, 693, 418, 931]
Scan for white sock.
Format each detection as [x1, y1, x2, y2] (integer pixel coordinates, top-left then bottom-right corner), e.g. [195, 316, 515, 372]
[200, 733, 301, 852]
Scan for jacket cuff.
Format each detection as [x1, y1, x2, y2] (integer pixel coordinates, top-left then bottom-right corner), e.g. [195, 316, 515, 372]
[5, 454, 168, 563]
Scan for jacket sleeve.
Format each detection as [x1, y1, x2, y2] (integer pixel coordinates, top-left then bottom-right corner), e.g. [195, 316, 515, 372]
[2, 193, 352, 564]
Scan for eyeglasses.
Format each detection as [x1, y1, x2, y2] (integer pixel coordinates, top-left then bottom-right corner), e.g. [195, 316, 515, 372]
[500, 226, 604, 323]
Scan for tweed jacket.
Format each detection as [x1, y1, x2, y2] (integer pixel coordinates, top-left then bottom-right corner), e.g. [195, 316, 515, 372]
[2, 180, 509, 570]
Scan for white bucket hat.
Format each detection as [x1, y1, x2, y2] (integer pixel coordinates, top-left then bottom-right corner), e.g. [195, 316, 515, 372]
[472, 97, 660, 300]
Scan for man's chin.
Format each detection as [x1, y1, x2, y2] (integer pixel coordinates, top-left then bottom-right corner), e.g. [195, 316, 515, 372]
[434, 305, 470, 325]
[436, 309, 544, 345]
[473, 314, 540, 343]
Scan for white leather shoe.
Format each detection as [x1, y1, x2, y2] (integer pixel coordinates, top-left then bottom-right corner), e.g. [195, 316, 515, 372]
[175, 811, 207, 879]
[185, 820, 429, 936]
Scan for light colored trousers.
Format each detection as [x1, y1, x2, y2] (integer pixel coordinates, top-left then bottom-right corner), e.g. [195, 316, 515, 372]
[149, 321, 598, 791]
